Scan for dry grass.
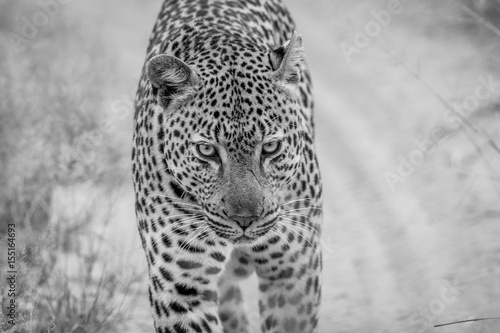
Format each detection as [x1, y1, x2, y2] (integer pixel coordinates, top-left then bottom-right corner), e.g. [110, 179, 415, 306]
[1, 213, 142, 333]
[0, 1, 139, 332]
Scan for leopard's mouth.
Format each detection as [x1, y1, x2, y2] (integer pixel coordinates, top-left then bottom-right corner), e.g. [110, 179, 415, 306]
[205, 214, 278, 243]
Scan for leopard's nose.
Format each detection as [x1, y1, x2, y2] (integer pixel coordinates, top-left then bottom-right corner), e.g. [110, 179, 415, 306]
[230, 215, 259, 229]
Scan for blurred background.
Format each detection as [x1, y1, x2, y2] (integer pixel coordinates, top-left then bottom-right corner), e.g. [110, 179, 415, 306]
[0, 0, 499, 332]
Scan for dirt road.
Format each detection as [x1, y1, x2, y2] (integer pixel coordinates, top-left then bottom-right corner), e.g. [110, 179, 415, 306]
[287, 1, 500, 332]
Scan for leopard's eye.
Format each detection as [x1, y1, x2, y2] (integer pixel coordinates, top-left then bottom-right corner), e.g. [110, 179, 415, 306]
[262, 140, 281, 156]
[196, 143, 217, 158]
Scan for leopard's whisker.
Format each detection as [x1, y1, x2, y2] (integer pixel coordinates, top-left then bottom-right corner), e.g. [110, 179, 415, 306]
[180, 225, 210, 250]
[149, 193, 199, 202]
[282, 212, 313, 221]
[151, 199, 202, 209]
[290, 220, 321, 235]
[278, 216, 321, 240]
[159, 213, 197, 220]
[152, 203, 204, 213]
[279, 222, 320, 255]
[281, 207, 324, 214]
[284, 220, 320, 239]
[281, 198, 313, 206]
[272, 226, 297, 262]
[175, 217, 205, 225]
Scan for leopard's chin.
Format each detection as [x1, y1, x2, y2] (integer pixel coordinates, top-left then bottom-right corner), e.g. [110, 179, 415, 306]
[232, 235, 256, 245]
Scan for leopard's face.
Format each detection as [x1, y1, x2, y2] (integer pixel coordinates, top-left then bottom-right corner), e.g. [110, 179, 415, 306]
[161, 67, 305, 245]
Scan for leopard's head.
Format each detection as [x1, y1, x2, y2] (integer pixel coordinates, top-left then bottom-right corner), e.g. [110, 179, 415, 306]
[147, 32, 309, 244]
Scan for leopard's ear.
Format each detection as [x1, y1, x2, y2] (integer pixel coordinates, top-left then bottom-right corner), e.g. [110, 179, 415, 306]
[270, 31, 304, 91]
[147, 54, 199, 111]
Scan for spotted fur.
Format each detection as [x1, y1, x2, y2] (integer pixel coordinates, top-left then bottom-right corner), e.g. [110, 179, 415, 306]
[133, 0, 323, 332]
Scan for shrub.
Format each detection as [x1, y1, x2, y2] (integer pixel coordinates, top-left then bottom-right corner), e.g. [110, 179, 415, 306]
[0, 1, 135, 331]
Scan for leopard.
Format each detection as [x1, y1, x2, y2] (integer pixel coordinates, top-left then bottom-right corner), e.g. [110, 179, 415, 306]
[132, 0, 323, 332]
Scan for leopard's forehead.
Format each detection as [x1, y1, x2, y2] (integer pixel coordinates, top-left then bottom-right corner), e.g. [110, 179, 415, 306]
[162, 26, 302, 149]
[181, 63, 300, 152]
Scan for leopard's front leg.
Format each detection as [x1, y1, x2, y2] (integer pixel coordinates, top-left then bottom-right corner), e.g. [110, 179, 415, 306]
[140, 219, 232, 333]
[255, 228, 322, 333]
[217, 249, 256, 333]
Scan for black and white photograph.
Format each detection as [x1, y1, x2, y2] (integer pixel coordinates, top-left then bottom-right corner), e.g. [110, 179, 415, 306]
[0, 0, 499, 332]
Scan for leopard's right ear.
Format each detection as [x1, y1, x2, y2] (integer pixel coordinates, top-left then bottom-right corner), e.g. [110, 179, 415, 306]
[147, 54, 199, 111]
[269, 32, 304, 99]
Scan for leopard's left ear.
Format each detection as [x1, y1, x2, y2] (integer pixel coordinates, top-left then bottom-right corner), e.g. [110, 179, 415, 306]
[147, 54, 199, 112]
[269, 31, 304, 91]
